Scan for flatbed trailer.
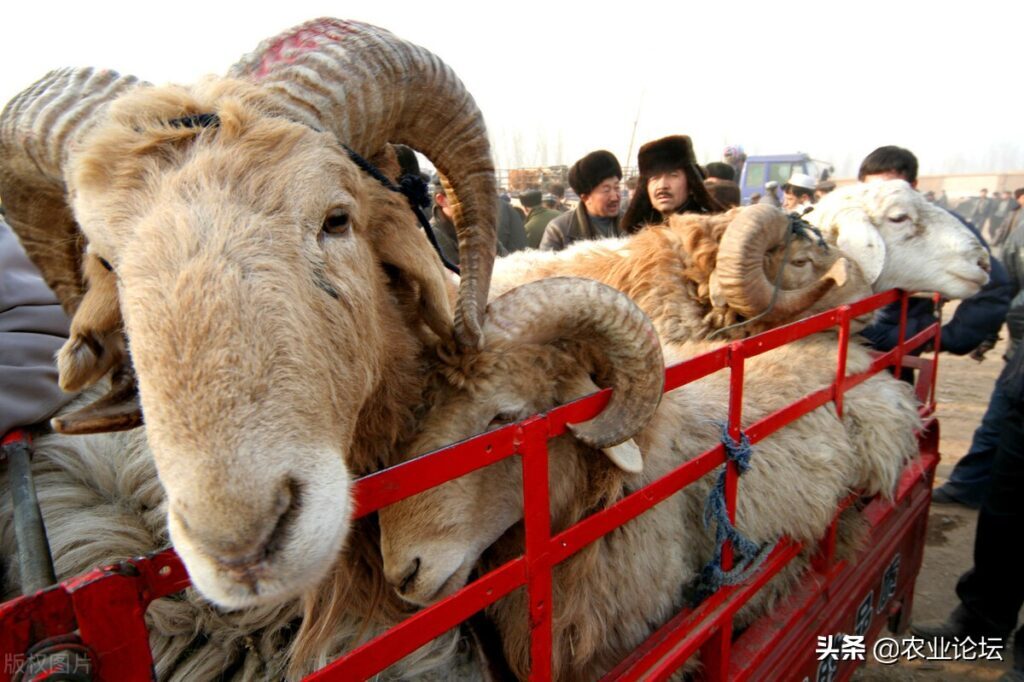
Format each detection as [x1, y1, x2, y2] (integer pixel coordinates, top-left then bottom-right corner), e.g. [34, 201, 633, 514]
[0, 288, 941, 681]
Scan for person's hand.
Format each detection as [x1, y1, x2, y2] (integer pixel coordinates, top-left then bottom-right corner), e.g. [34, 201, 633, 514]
[969, 336, 999, 362]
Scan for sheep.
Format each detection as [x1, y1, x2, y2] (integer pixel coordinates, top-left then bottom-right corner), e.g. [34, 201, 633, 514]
[807, 179, 991, 299]
[490, 205, 864, 345]
[0, 15, 504, 679]
[0, 17, 500, 616]
[0, 398, 484, 681]
[376, 277, 921, 680]
[486, 181, 990, 347]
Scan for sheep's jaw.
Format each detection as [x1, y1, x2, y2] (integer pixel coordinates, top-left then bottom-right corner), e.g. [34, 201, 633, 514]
[382, 540, 478, 608]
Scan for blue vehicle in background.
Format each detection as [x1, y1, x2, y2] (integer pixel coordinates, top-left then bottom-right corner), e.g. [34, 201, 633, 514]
[739, 153, 833, 205]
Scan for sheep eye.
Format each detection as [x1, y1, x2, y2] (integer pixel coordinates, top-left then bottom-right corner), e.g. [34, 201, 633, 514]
[889, 214, 910, 223]
[789, 258, 810, 267]
[489, 411, 522, 427]
[97, 257, 114, 272]
[321, 209, 351, 237]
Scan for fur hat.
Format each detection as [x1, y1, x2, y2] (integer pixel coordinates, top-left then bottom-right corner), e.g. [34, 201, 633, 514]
[568, 150, 622, 196]
[638, 135, 699, 176]
[705, 178, 741, 208]
[519, 189, 542, 208]
[704, 161, 736, 181]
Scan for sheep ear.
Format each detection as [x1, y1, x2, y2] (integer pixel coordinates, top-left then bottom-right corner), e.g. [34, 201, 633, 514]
[369, 218, 455, 345]
[708, 271, 728, 308]
[834, 220, 886, 286]
[602, 438, 644, 473]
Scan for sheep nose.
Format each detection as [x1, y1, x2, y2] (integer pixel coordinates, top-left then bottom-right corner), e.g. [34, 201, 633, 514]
[387, 557, 421, 594]
[173, 481, 294, 573]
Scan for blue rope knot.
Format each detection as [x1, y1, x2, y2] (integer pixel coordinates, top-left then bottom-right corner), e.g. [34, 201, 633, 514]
[692, 422, 776, 604]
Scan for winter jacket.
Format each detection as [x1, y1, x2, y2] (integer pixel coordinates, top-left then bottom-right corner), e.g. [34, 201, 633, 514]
[540, 203, 623, 251]
[0, 219, 74, 433]
[523, 206, 562, 249]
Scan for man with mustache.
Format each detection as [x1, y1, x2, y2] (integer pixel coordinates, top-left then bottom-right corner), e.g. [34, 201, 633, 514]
[621, 135, 723, 234]
[540, 150, 625, 251]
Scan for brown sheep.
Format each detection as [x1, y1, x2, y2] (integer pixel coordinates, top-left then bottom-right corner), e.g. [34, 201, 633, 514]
[0, 18, 499, 677]
[489, 205, 863, 345]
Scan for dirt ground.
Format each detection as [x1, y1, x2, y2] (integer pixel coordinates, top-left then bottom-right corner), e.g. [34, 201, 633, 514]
[855, 312, 1017, 681]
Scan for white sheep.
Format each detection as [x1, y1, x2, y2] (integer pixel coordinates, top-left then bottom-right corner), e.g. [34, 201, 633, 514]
[808, 180, 991, 299]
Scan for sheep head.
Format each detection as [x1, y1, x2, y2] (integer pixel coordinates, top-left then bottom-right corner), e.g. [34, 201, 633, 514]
[0, 19, 497, 609]
[707, 205, 872, 334]
[378, 278, 664, 607]
[808, 180, 990, 298]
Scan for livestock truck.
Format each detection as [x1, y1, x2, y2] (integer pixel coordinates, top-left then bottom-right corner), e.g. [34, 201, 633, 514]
[1, 289, 941, 681]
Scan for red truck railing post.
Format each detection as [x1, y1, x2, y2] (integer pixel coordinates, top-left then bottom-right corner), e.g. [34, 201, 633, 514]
[929, 293, 943, 411]
[699, 342, 745, 679]
[834, 305, 852, 419]
[894, 290, 909, 376]
[520, 417, 554, 682]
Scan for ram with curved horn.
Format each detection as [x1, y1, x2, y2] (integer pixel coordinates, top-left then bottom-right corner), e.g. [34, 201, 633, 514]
[377, 275, 920, 680]
[0, 17, 497, 616]
[487, 183, 991, 347]
[489, 205, 864, 345]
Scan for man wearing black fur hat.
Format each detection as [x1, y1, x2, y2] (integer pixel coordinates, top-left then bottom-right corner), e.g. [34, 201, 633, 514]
[621, 135, 722, 234]
[540, 150, 624, 251]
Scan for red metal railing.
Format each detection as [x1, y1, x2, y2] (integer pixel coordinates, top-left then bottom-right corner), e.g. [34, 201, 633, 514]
[0, 289, 940, 681]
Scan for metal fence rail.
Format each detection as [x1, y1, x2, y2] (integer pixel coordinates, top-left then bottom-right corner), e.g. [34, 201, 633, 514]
[0, 289, 939, 681]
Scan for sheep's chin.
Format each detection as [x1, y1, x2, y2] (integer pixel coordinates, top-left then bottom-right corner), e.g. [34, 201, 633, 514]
[939, 268, 989, 299]
[169, 470, 352, 610]
[876, 265, 987, 302]
[396, 548, 477, 608]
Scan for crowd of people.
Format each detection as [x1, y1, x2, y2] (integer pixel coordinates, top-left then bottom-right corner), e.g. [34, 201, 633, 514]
[2, 133, 1023, 679]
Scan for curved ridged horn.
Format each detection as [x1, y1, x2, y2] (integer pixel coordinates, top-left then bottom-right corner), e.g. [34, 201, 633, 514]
[0, 67, 146, 314]
[483, 278, 664, 449]
[714, 204, 840, 321]
[230, 18, 496, 349]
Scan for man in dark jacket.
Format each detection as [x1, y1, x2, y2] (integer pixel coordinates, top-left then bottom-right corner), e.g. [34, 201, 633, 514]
[934, 191, 1024, 508]
[857, 146, 1012, 509]
[429, 177, 527, 265]
[521, 189, 561, 249]
[540, 150, 624, 251]
[620, 135, 722, 233]
[912, 340, 1024, 682]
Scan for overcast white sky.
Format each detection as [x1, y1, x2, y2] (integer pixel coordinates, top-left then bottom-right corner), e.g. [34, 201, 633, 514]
[2, 1, 1021, 179]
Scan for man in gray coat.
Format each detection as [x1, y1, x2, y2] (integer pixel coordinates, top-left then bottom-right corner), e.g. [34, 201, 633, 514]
[0, 217, 74, 434]
[540, 150, 624, 251]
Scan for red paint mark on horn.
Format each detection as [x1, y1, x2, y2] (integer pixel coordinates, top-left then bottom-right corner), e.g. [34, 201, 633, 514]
[249, 19, 361, 79]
